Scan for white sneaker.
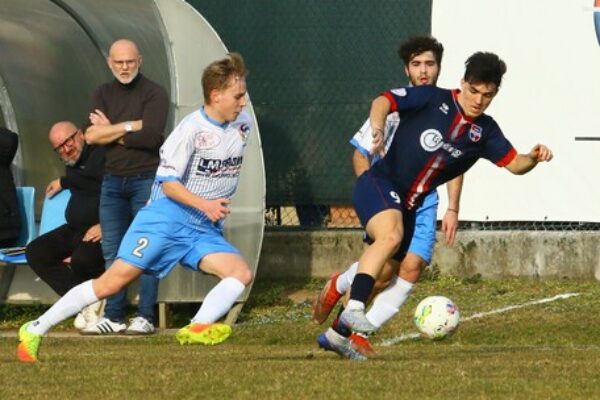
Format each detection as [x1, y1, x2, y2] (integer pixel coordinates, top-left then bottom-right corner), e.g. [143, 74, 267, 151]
[80, 317, 126, 335]
[125, 316, 155, 335]
[74, 300, 105, 330]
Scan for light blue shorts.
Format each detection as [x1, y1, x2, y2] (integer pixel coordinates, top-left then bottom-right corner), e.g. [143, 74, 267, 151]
[407, 190, 438, 264]
[117, 203, 239, 279]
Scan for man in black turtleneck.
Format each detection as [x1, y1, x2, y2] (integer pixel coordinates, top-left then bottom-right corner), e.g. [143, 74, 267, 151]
[83, 39, 169, 335]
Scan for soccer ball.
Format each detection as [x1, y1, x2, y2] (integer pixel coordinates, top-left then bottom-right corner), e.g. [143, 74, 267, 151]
[413, 295, 460, 339]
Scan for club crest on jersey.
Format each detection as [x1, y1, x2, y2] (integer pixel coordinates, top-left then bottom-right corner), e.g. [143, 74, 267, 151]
[195, 131, 221, 150]
[391, 88, 407, 97]
[419, 129, 444, 152]
[469, 124, 482, 142]
[238, 123, 251, 141]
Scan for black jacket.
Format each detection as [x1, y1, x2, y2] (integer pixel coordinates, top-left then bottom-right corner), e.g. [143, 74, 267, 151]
[0, 128, 20, 244]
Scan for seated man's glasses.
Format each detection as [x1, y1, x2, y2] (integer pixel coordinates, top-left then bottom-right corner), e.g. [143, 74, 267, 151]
[53, 129, 80, 153]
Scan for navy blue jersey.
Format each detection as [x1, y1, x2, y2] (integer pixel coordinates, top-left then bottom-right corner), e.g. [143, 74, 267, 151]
[370, 85, 516, 209]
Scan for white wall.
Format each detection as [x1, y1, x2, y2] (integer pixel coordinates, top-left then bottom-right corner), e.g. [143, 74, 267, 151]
[432, 0, 600, 222]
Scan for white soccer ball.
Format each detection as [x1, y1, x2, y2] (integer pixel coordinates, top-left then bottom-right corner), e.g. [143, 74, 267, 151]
[413, 295, 460, 339]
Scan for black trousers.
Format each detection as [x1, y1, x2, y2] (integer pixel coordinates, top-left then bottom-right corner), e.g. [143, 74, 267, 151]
[25, 224, 105, 296]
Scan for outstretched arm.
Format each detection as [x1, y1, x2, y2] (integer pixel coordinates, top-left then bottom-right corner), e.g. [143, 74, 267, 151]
[505, 144, 553, 175]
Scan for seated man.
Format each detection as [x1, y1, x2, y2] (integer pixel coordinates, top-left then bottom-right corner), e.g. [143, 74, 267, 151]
[0, 127, 21, 248]
[26, 121, 106, 329]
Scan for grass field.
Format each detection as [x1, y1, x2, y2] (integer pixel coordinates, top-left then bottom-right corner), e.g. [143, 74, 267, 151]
[1, 277, 599, 399]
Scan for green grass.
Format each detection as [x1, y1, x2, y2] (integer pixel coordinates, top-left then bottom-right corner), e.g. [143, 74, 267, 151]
[1, 277, 599, 399]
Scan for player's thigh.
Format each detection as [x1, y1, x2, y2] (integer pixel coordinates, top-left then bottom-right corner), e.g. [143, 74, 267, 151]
[117, 206, 192, 279]
[180, 229, 250, 283]
[353, 171, 405, 238]
[197, 252, 251, 284]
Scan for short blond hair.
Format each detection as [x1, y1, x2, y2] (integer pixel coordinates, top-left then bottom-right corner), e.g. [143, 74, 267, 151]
[202, 52, 247, 104]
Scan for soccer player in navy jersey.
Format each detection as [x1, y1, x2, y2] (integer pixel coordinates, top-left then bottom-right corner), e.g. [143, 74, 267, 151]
[314, 36, 464, 357]
[17, 53, 254, 362]
[323, 51, 553, 360]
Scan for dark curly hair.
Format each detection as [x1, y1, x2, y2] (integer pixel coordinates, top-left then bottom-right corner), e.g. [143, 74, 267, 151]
[398, 35, 444, 66]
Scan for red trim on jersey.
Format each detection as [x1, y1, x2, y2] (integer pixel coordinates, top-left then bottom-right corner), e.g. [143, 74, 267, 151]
[407, 155, 441, 208]
[496, 148, 517, 167]
[447, 112, 463, 140]
[406, 102, 471, 208]
[383, 92, 398, 113]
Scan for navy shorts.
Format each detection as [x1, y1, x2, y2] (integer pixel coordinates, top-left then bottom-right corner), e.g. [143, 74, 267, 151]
[353, 171, 416, 262]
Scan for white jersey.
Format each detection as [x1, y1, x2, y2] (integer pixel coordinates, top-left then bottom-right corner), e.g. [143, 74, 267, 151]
[150, 107, 253, 226]
[349, 112, 399, 163]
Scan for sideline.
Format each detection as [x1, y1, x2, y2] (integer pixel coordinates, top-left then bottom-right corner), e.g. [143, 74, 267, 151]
[378, 292, 582, 347]
[0, 329, 179, 339]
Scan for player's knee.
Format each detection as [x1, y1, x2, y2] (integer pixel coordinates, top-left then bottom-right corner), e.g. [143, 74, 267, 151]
[93, 278, 114, 298]
[379, 230, 402, 252]
[93, 273, 127, 298]
[399, 258, 427, 283]
[235, 266, 253, 286]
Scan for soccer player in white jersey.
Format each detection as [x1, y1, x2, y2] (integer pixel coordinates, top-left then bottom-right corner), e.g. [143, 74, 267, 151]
[313, 36, 464, 359]
[17, 53, 253, 362]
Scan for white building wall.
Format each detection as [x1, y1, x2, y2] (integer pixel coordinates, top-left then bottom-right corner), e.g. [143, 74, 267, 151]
[432, 0, 600, 222]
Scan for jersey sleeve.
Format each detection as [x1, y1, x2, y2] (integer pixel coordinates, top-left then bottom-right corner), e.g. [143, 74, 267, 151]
[350, 113, 400, 160]
[155, 115, 196, 182]
[382, 85, 436, 115]
[480, 120, 517, 167]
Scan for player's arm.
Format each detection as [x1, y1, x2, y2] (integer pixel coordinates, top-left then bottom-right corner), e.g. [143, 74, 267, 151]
[504, 144, 553, 175]
[368, 96, 391, 156]
[441, 175, 464, 246]
[161, 180, 230, 223]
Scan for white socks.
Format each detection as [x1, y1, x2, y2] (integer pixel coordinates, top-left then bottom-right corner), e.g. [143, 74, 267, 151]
[346, 299, 365, 311]
[336, 262, 358, 294]
[366, 276, 414, 329]
[30, 280, 99, 335]
[192, 277, 245, 323]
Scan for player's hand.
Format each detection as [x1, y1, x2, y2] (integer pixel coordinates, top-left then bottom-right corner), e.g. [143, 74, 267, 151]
[200, 198, 231, 222]
[369, 127, 385, 157]
[82, 224, 102, 242]
[441, 209, 459, 246]
[528, 144, 553, 162]
[89, 109, 111, 126]
[45, 179, 62, 198]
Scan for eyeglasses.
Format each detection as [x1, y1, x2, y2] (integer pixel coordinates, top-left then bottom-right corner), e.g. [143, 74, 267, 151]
[53, 129, 80, 153]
